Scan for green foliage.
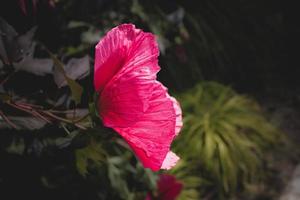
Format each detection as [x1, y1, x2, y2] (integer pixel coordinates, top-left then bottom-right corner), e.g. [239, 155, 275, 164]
[173, 81, 283, 197]
[170, 160, 207, 200]
[74, 129, 158, 200]
[75, 139, 106, 176]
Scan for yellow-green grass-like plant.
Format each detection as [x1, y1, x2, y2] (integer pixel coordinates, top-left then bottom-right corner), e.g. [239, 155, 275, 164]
[172, 81, 283, 198]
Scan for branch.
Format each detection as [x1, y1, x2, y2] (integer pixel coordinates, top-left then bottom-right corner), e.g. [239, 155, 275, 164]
[0, 110, 18, 129]
[4, 101, 88, 130]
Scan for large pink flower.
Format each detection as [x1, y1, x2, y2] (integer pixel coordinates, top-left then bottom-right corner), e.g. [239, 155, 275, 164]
[94, 24, 182, 171]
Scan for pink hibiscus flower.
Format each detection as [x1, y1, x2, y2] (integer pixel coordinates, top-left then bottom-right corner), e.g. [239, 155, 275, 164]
[94, 24, 182, 171]
[146, 174, 183, 200]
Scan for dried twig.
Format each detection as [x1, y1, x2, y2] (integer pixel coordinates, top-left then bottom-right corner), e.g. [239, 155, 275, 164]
[42, 110, 86, 130]
[6, 102, 49, 123]
[4, 101, 88, 130]
[0, 110, 18, 129]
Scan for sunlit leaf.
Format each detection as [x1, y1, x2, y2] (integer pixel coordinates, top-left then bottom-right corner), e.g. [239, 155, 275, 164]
[75, 139, 105, 176]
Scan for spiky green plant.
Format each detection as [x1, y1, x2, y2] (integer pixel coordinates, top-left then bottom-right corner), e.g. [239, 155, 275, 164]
[172, 82, 282, 198]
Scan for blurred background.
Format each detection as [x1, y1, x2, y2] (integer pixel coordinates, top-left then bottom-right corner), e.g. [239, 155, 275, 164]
[0, 0, 299, 199]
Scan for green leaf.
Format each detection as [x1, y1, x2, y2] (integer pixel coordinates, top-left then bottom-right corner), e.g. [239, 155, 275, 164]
[75, 140, 105, 176]
[47, 50, 83, 104]
[66, 76, 83, 105]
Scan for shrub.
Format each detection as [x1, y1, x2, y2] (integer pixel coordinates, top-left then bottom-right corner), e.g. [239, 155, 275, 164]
[172, 82, 283, 198]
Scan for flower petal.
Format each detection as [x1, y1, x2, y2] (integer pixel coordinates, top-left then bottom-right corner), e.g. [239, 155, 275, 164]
[98, 71, 157, 127]
[97, 24, 161, 127]
[167, 95, 182, 136]
[94, 24, 159, 92]
[157, 174, 183, 200]
[112, 82, 182, 170]
[161, 151, 180, 170]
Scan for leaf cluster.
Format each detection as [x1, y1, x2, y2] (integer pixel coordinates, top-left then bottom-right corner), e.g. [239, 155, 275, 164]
[172, 82, 284, 198]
